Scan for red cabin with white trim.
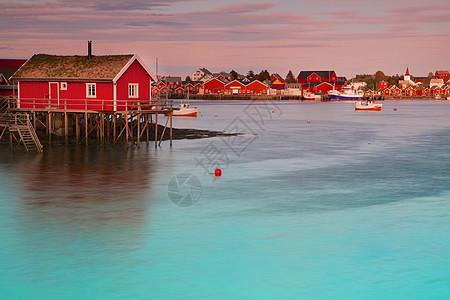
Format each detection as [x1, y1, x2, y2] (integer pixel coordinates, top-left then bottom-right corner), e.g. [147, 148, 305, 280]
[246, 80, 269, 94]
[194, 83, 203, 94]
[174, 87, 184, 94]
[11, 53, 156, 112]
[156, 81, 167, 90]
[203, 78, 225, 94]
[184, 83, 194, 93]
[297, 71, 337, 84]
[225, 80, 246, 95]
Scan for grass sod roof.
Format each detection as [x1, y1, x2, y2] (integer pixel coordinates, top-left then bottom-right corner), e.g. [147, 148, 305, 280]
[12, 54, 134, 81]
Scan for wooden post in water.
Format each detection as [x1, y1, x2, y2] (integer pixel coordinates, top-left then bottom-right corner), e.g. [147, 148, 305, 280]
[154, 112, 158, 148]
[85, 112, 88, 146]
[64, 112, 69, 145]
[101, 113, 104, 146]
[48, 112, 52, 145]
[125, 113, 129, 147]
[146, 114, 149, 145]
[76, 114, 80, 144]
[106, 114, 110, 145]
[137, 113, 141, 148]
[170, 102, 173, 147]
[96, 114, 100, 144]
[113, 114, 116, 145]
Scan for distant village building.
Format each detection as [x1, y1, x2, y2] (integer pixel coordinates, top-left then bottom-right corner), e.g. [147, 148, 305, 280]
[270, 73, 286, 89]
[202, 78, 268, 95]
[165, 76, 182, 89]
[429, 78, 445, 88]
[284, 83, 302, 96]
[302, 82, 334, 94]
[191, 68, 212, 81]
[414, 77, 427, 85]
[297, 70, 345, 93]
[0, 59, 27, 96]
[348, 82, 367, 90]
[435, 70, 449, 81]
[225, 80, 247, 95]
[399, 67, 416, 88]
[156, 81, 166, 90]
[378, 81, 389, 89]
[297, 71, 337, 84]
[194, 83, 203, 94]
[184, 83, 194, 93]
[246, 80, 269, 95]
[203, 78, 225, 94]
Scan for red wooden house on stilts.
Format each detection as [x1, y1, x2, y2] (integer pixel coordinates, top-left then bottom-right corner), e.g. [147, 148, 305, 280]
[12, 49, 156, 112]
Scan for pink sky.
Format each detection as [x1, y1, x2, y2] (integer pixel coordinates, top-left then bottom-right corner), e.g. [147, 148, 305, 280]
[1, 0, 449, 79]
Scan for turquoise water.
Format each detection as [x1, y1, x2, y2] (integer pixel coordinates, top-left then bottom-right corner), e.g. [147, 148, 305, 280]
[1, 100, 449, 299]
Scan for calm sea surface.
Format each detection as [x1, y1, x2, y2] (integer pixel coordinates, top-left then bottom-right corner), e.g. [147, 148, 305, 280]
[1, 100, 449, 299]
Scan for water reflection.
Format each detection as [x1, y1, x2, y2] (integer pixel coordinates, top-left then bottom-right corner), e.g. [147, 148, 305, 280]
[0, 146, 159, 227]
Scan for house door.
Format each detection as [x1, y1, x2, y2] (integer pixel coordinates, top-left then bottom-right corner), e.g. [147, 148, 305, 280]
[49, 82, 59, 107]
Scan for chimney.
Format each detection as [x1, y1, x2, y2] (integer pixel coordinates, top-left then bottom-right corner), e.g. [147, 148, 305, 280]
[88, 41, 92, 59]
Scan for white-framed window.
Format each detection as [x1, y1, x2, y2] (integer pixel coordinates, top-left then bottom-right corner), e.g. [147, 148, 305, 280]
[60, 82, 67, 90]
[129, 83, 139, 98]
[86, 83, 96, 98]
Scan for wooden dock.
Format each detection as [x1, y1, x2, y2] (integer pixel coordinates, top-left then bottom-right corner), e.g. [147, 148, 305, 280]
[0, 96, 173, 152]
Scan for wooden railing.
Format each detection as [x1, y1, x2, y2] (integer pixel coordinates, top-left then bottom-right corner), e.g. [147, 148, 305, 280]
[1, 96, 172, 113]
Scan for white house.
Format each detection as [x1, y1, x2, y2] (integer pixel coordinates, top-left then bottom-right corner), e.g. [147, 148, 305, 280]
[191, 68, 212, 81]
[429, 78, 445, 88]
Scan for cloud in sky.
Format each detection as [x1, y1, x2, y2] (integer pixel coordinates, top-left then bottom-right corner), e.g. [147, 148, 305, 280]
[1, 0, 449, 77]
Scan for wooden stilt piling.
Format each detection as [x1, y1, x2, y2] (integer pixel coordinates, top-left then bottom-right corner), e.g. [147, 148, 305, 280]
[85, 112, 88, 146]
[64, 112, 69, 145]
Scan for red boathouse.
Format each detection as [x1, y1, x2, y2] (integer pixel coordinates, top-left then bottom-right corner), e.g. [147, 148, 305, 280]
[11, 52, 156, 112]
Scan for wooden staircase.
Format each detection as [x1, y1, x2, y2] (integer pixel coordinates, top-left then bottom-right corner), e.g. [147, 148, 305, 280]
[0, 98, 43, 153]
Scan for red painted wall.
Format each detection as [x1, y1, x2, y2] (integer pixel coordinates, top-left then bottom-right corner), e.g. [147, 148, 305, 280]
[378, 81, 389, 89]
[298, 72, 337, 84]
[0, 89, 14, 96]
[302, 82, 334, 94]
[247, 81, 268, 94]
[225, 80, 246, 94]
[18, 81, 114, 110]
[204, 79, 225, 94]
[116, 60, 150, 111]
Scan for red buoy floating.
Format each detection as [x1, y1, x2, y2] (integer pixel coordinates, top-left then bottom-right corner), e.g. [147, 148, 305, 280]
[393, 108, 397, 111]
[214, 115, 218, 117]
[307, 120, 311, 123]
[214, 169, 222, 176]
[272, 110, 275, 113]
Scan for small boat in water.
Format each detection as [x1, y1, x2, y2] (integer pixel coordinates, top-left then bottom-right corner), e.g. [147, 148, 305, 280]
[165, 102, 198, 117]
[303, 92, 321, 101]
[355, 100, 382, 111]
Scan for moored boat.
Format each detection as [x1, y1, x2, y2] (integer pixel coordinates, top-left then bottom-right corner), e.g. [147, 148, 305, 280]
[303, 92, 321, 101]
[328, 87, 363, 100]
[166, 102, 198, 117]
[355, 100, 382, 111]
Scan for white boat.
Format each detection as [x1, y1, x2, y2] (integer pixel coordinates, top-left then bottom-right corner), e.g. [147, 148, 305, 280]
[303, 92, 321, 101]
[328, 87, 364, 100]
[165, 102, 198, 117]
[355, 100, 382, 111]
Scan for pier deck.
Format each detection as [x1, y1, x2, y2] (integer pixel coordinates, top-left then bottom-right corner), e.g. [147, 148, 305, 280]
[0, 96, 173, 151]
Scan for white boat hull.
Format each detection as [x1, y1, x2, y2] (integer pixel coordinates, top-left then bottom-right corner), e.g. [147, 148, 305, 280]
[172, 107, 198, 116]
[355, 101, 382, 111]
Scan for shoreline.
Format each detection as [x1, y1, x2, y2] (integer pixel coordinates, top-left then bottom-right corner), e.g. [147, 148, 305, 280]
[0, 124, 239, 151]
[183, 95, 448, 101]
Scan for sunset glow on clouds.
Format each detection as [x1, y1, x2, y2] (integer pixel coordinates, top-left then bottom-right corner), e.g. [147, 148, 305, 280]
[1, 0, 449, 78]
